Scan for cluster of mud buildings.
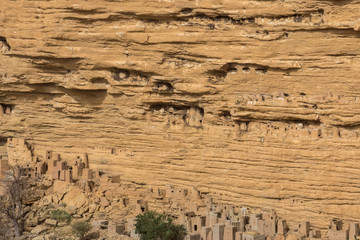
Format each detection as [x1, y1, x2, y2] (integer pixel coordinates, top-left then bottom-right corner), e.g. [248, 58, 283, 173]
[1, 138, 360, 240]
[126, 185, 360, 240]
[0, 138, 99, 182]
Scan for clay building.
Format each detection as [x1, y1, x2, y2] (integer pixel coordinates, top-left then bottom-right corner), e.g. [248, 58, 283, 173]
[125, 185, 359, 240]
[44, 150, 97, 182]
[3, 138, 98, 183]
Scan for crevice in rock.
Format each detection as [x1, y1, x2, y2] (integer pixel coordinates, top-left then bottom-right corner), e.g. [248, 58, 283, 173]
[0, 137, 7, 146]
[58, 88, 108, 107]
[287, 28, 360, 37]
[8, 54, 83, 62]
[62, 17, 101, 24]
[218, 110, 232, 118]
[207, 70, 227, 84]
[51, 36, 78, 42]
[242, 67, 251, 74]
[328, 0, 356, 6]
[112, 69, 130, 81]
[111, 68, 153, 85]
[180, 8, 193, 15]
[149, 104, 204, 127]
[0, 36, 11, 53]
[25, 83, 107, 107]
[255, 67, 268, 74]
[9, 55, 82, 74]
[0, 103, 14, 114]
[250, 31, 289, 41]
[62, 7, 107, 15]
[152, 81, 174, 93]
[221, 62, 302, 76]
[90, 77, 109, 84]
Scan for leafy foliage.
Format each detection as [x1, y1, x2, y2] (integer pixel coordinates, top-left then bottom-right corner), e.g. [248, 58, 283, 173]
[135, 211, 186, 240]
[71, 220, 92, 240]
[50, 209, 72, 223]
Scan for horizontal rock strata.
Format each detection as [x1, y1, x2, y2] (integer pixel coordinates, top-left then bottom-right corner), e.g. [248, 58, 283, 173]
[1, 0, 360, 229]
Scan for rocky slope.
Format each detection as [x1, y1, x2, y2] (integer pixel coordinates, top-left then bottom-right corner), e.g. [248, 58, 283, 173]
[1, 0, 360, 229]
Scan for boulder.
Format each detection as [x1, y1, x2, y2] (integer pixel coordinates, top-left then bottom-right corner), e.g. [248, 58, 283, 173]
[57, 222, 68, 227]
[62, 186, 88, 209]
[31, 225, 49, 235]
[31, 236, 45, 240]
[65, 205, 77, 215]
[76, 207, 87, 216]
[286, 233, 303, 240]
[88, 203, 98, 213]
[14, 236, 28, 240]
[45, 219, 57, 226]
[53, 181, 70, 192]
[43, 195, 53, 205]
[100, 197, 110, 207]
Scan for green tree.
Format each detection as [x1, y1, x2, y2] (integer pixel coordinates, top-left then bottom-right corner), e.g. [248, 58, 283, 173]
[135, 211, 186, 240]
[71, 220, 92, 240]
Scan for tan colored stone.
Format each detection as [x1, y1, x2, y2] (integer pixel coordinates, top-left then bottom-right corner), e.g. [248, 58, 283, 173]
[88, 203, 99, 214]
[44, 219, 57, 226]
[2, 0, 360, 230]
[30, 225, 48, 235]
[100, 197, 110, 207]
[57, 222, 67, 227]
[286, 234, 303, 240]
[53, 181, 70, 193]
[62, 186, 88, 209]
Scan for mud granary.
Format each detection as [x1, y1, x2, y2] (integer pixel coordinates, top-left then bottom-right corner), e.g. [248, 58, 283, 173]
[0, 137, 100, 182]
[126, 185, 360, 240]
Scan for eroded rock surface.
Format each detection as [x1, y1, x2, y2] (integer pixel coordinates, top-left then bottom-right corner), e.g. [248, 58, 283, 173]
[1, 0, 360, 229]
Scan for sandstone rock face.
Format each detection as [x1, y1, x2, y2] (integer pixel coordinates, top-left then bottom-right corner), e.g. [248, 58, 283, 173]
[1, 0, 360, 229]
[62, 186, 88, 209]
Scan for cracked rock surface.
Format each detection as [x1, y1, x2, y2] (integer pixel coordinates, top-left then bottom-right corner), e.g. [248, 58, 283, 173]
[1, 0, 360, 229]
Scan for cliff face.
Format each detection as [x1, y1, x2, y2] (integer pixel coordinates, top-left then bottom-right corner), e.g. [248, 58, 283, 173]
[1, 0, 360, 228]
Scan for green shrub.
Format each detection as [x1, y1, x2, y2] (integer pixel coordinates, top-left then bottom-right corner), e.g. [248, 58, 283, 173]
[71, 221, 92, 240]
[135, 211, 186, 240]
[50, 210, 72, 223]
